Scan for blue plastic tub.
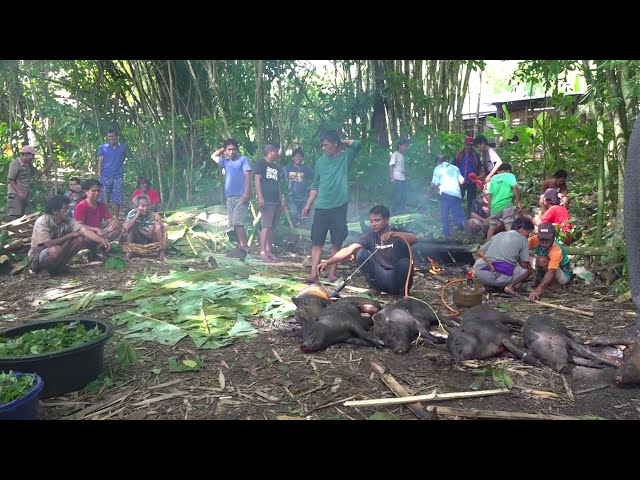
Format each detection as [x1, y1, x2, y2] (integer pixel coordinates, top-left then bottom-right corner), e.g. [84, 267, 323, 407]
[0, 373, 44, 420]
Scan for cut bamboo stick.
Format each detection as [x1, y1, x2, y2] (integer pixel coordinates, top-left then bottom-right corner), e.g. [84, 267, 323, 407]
[344, 388, 509, 408]
[369, 360, 434, 420]
[426, 405, 587, 420]
[533, 300, 594, 317]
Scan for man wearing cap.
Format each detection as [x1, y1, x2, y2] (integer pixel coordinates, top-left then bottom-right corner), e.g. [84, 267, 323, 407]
[528, 222, 573, 301]
[389, 139, 409, 215]
[486, 163, 522, 240]
[539, 170, 569, 211]
[429, 154, 465, 239]
[530, 188, 572, 245]
[98, 128, 127, 220]
[454, 136, 484, 216]
[473, 216, 534, 295]
[6, 145, 53, 218]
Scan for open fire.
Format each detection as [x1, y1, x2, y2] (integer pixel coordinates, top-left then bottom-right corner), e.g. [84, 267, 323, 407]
[427, 257, 445, 275]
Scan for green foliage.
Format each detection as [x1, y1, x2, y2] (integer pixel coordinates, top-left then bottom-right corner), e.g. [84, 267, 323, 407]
[0, 371, 36, 404]
[111, 268, 301, 350]
[168, 356, 202, 373]
[116, 341, 138, 366]
[104, 257, 125, 270]
[0, 322, 103, 357]
[470, 367, 513, 390]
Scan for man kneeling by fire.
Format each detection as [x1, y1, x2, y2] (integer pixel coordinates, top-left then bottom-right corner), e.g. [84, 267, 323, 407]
[317, 205, 418, 295]
[28, 195, 111, 276]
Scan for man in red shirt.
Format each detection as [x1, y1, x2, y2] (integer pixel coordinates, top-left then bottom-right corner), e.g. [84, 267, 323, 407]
[74, 179, 122, 246]
[539, 170, 569, 211]
[529, 188, 572, 245]
[131, 177, 161, 211]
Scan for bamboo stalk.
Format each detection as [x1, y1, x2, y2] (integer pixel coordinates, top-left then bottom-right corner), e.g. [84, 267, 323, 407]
[344, 388, 509, 408]
[533, 300, 594, 317]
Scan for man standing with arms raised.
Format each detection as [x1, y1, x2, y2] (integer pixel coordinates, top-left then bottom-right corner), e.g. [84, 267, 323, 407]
[211, 138, 252, 258]
[302, 130, 362, 284]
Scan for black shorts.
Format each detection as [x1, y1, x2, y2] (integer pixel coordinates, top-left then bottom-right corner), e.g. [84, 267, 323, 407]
[310, 203, 348, 247]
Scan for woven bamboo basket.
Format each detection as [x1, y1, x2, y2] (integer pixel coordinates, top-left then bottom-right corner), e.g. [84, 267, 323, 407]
[121, 214, 168, 255]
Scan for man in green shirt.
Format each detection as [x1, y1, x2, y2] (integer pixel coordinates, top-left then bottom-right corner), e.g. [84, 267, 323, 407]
[486, 163, 522, 240]
[302, 130, 362, 284]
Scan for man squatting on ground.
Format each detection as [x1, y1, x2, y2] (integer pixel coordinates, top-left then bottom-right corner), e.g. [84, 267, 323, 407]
[318, 204, 418, 295]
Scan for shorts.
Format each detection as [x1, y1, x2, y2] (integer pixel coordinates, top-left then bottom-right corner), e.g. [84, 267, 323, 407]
[474, 260, 528, 288]
[99, 176, 124, 205]
[226, 195, 251, 228]
[535, 262, 572, 285]
[28, 247, 50, 273]
[489, 205, 515, 229]
[310, 203, 348, 247]
[260, 203, 281, 229]
[6, 193, 27, 217]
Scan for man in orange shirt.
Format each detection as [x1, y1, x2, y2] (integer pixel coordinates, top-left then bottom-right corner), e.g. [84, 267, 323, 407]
[528, 223, 573, 301]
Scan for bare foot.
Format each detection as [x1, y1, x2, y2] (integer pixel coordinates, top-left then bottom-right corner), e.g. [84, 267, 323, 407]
[158, 251, 166, 261]
[327, 275, 338, 283]
[260, 254, 274, 263]
[125, 252, 132, 261]
[503, 286, 517, 295]
[368, 288, 382, 296]
[303, 275, 319, 285]
[37, 269, 52, 278]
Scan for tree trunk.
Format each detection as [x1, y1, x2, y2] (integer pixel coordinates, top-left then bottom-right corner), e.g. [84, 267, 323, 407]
[253, 60, 265, 156]
[371, 60, 389, 147]
[606, 64, 628, 240]
[168, 60, 177, 209]
[581, 60, 606, 245]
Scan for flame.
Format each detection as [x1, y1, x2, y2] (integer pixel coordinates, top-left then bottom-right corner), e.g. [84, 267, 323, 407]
[427, 257, 445, 275]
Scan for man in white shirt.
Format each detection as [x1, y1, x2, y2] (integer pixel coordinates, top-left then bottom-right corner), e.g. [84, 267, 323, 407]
[389, 139, 409, 215]
[473, 135, 503, 184]
[429, 154, 465, 238]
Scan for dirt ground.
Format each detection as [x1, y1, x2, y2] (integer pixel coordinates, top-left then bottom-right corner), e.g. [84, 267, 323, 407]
[1, 247, 639, 421]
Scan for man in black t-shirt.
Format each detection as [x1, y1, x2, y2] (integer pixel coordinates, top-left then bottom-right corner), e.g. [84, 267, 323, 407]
[318, 204, 418, 295]
[254, 143, 287, 262]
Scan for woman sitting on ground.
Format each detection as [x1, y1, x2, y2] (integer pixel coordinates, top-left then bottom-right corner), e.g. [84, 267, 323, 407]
[122, 194, 166, 261]
[131, 177, 161, 212]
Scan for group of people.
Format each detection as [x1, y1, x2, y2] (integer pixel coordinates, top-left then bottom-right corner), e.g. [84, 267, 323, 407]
[5, 129, 167, 276]
[308, 134, 575, 301]
[8, 128, 576, 301]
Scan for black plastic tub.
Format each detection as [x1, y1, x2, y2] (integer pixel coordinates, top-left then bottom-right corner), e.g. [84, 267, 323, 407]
[0, 319, 113, 399]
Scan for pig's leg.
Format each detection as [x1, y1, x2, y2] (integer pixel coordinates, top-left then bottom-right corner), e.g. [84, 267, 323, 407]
[344, 337, 382, 347]
[502, 339, 545, 368]
[414, 320, 446, 345]
[582, 331, 639, 346]
[571, 357, 606, 368]
[349, 322, 385, 347]
[568, 340, 623, 368]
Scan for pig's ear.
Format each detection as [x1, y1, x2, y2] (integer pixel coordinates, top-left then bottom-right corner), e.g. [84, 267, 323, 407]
[292, 297, 301, 307]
